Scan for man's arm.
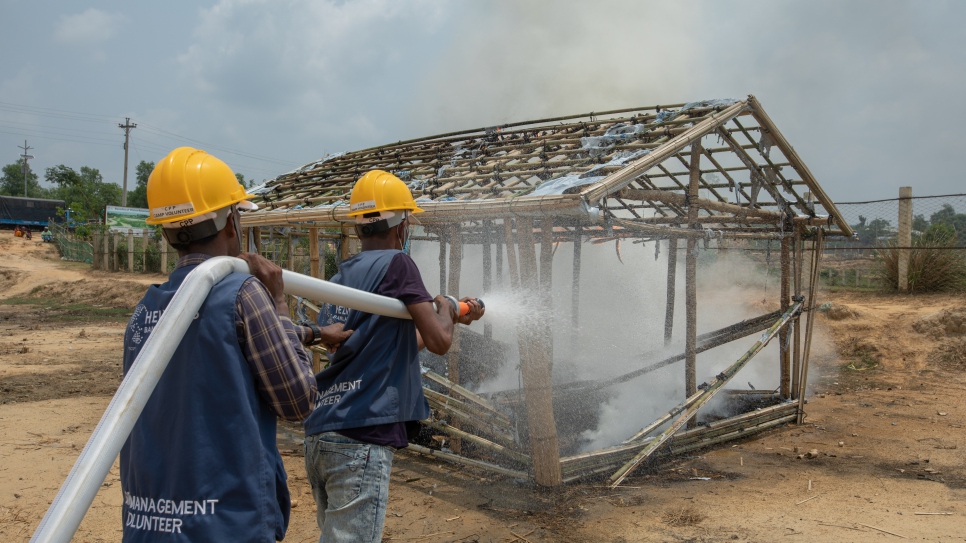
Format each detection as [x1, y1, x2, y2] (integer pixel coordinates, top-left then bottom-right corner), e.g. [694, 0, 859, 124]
[409, 297, 457, 355]
[236, 253, 317, 421]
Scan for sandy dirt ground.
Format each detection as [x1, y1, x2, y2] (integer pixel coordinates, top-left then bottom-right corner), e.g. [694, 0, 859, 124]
[2, 229, 965, 542]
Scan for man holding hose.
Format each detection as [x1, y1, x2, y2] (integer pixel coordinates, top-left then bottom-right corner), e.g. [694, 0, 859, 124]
[304, 170, 484, 543]
[121, 147, 350, 541]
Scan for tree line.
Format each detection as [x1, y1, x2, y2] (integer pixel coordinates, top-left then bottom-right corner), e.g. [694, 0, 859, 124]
[0, 159, 254, 223]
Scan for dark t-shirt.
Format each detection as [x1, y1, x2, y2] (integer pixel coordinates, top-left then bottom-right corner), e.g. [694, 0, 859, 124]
[338, 253, 433, 448]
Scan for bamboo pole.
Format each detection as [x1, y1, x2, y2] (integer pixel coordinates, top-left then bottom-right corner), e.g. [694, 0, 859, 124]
[339, 226, 350, 262]
[446, 225, 463, 383]
[609, 301, 802, 487]
[421, 370, 511, 424]
[112, 232, 119, 271]
[444, 226, 464, 454]
[404, 443, 529, 480]
[797, 228, 825, 423]
[780, 236, 791, 398]
[618, 189, 782, 220]
[309, 227, 320, 278]
[540, 217, 554, 293]
[482, 220, 493, 340]
[791, 229, 803, 399]
[664, 235, 677, 346]
[438, 228, 448, 294]
[503, 220, 520, 290]
[571, 226, 582, 333]
[516, 218, 562, 486]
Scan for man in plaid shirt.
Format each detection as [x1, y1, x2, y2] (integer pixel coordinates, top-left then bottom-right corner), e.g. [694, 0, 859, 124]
[120, 147, 351, 542]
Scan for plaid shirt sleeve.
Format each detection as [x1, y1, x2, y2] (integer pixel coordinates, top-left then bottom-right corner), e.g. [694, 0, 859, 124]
[236, 277, 317, 421]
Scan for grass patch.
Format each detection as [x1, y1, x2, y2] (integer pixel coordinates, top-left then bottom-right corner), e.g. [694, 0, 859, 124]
[0, 296, 131, 322]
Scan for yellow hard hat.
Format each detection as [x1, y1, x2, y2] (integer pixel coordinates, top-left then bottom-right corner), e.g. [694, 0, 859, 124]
[146, 147, 256, 225]
[348, 170, 424, 217]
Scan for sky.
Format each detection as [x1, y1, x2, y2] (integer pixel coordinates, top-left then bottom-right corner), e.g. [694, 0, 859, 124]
[1, 0, 964, 203]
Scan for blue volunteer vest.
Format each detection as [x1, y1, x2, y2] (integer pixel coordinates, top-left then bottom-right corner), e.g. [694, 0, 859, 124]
[303, 249, 429, 436]
[120, 263, 290, 542]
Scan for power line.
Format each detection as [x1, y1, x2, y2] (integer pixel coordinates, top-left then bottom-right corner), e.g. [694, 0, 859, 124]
[0, 99, 303, 170]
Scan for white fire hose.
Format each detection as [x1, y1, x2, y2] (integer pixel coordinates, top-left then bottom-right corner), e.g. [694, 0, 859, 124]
[29, 256, 455, 543]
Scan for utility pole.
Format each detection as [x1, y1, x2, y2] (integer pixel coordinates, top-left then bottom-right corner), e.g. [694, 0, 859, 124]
[119, 117, 136, 206]
[18, 140, 34, 197]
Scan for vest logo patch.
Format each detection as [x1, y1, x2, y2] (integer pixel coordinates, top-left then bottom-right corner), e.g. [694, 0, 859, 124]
[316, 379, 362, 407]
[124, 492, 219, 534]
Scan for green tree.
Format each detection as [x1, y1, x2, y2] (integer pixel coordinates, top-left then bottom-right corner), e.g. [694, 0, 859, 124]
[0, 159, 46, 197]
[45, 164, 122, 222]
[126, 160, 154, 209]
[929, 204, 966, 244]
[235, 172, 247, 188]
[913, 214, 929, 233]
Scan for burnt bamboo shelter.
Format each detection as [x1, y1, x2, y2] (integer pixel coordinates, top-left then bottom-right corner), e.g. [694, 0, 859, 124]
[239, 95, 850, 487]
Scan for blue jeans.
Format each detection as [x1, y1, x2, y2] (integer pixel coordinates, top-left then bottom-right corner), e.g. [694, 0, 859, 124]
[304, 432, 395, 543]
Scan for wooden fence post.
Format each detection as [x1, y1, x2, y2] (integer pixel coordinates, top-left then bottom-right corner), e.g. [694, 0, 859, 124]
[142, 229, 150, 273]
[127, 230, 135, 273]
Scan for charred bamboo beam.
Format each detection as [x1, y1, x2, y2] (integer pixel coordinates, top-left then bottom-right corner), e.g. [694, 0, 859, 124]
[423, 395, 517, 448]
[422, 370, 511, 425]
[561, 403, 798, 477]
[425, 420, 531, 466]
[421, 387, 513, 432]
[609, 301, 803, 487]
[405, 443, 530, 480]
[610, 218, 784, 240]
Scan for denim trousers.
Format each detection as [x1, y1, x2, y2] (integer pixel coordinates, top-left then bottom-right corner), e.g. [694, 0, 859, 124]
[304, 431, 395, 543]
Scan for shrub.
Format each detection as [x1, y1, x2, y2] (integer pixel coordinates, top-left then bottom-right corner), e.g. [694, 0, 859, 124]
[877, 230, 966, 292]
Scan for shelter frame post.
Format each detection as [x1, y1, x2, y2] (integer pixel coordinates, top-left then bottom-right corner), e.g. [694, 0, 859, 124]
[791, 228, 803, 398]
[780, 235, 791, 398]
[482, 220, 493, 340]
[664, 235, 678, 346]
[685, 141, 701, 426]
[516, 218, 562, 486]
[309, 227, 320, 278]
[572, 225, 582, 333]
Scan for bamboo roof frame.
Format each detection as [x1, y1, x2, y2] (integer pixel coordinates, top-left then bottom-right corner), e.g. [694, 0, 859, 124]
[240, 95, 851, 239]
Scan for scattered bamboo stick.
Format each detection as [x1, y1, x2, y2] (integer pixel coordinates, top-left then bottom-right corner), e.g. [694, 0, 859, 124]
[388, 531, 455, 540]
[795, 495, 819, 505]
[914, 512, 953, 516]
[857, 523, 907, 539]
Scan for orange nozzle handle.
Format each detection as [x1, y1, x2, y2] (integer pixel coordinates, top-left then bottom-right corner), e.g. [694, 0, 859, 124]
[457, 298, 484, 316]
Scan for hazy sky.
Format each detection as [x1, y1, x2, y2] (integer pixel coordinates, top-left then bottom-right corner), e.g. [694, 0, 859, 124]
[1, 0, 963, 202]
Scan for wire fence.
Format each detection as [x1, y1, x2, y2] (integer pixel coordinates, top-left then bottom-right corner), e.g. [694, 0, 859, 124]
[49, 223, 93, 263]
[748, 192, 966, 290]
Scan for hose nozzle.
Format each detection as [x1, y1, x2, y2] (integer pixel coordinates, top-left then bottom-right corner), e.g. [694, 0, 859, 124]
[442, 296, 484, 317]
